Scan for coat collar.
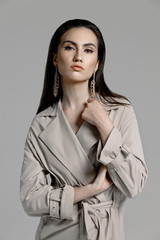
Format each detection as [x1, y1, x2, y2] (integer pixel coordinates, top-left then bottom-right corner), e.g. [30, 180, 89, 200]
[36, 95, 124, 117]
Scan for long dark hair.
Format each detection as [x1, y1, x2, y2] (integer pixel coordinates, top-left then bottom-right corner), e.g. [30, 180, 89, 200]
[36, 19, 130, 114]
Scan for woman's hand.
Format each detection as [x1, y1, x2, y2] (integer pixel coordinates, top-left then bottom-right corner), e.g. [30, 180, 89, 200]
[81, 97, 108, 127]
[81, 97, 114, 146]
[73, 165, 113, 204]
[92, 165, 113, 194]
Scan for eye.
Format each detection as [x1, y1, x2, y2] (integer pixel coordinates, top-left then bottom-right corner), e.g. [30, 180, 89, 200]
[85, 49, 94, 53]
[64, 46, 75, 50]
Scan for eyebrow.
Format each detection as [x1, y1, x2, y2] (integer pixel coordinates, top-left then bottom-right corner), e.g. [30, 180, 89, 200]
[62, 40, 97, 48]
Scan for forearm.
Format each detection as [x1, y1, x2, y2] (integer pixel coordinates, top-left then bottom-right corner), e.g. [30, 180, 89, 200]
[96, 118, 148, 198]
[74, 184, 98, 204]
[97, 121, 114, 147]
[73, 166, 113, 204]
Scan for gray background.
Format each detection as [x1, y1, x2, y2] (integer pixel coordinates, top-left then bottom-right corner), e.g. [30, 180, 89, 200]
[0, 0, 159, 239]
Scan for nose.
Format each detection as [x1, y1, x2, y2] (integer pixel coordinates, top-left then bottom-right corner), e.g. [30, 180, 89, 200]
[73, 49, 82, 62]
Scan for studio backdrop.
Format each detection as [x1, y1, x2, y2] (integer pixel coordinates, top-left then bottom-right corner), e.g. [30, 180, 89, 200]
[0, 0, 159, 239]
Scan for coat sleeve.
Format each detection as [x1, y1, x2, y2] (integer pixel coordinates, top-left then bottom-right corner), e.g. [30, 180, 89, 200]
[20, 130, 74, 220]
[96, 105, 148, 198]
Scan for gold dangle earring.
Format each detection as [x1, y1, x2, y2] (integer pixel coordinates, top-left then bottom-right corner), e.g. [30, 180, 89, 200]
[90, 72, 96, 99]
[53, 65, 59, 97]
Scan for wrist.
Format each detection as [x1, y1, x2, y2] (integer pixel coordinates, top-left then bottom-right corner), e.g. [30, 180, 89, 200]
[97, 119, 113, 135]
[97, 123, 114, 147]
[89, 182, 101, 195]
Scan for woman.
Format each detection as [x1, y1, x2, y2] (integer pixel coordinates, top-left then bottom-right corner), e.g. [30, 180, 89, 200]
[20, 19, 148, 240]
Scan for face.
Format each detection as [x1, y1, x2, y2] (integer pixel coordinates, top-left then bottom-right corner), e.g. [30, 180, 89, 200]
[53, 27, 99, 84]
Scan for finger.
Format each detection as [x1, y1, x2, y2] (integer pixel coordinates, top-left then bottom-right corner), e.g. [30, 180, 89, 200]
[87, 97, 95, 103]
[99, 165, 107, 175]
[100, 164, 107, 171]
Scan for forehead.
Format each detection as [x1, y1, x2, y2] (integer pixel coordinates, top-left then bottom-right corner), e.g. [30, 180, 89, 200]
[60, 27, 98, 46]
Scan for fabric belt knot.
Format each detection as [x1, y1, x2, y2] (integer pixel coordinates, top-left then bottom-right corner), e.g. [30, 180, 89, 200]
[79, 200, 113, 240]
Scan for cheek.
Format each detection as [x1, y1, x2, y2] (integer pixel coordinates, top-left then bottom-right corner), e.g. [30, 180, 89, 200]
[57, 53, 69, 73]
[58, 53, 67, 65]
[86, 53, 98, 66]
[87, 58, 98, 72]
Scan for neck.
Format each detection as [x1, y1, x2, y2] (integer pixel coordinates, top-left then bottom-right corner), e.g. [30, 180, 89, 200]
[61, 80, 91, 111]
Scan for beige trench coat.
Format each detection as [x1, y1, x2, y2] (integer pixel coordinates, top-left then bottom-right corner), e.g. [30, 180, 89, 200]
[20, 96, 148, 240]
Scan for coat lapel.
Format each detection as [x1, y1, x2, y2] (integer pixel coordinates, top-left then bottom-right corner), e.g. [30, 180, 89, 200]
[39, 99, 97, 185]
[38, 97, 121, 185]
[76, 121, 100, 157]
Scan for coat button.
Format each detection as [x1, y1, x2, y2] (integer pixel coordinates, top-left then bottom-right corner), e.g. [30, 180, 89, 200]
[52, 206, 56, 215]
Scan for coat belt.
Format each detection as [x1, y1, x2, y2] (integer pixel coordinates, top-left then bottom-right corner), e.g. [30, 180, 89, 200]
[79, 200, 113, 240]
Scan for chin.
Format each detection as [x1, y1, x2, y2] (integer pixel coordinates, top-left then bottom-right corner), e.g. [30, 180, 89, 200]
[62, 76, 88, 84]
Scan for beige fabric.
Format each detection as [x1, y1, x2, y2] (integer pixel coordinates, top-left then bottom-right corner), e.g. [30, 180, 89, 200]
[20, 97, 148, 240]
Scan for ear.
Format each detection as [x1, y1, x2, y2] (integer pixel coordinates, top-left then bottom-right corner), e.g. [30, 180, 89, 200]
[53, 54, 57, 66]
[95, 60, 99, 72]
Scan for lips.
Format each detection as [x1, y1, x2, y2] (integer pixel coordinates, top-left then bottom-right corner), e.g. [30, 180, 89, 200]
[71, 65, 84, 70]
